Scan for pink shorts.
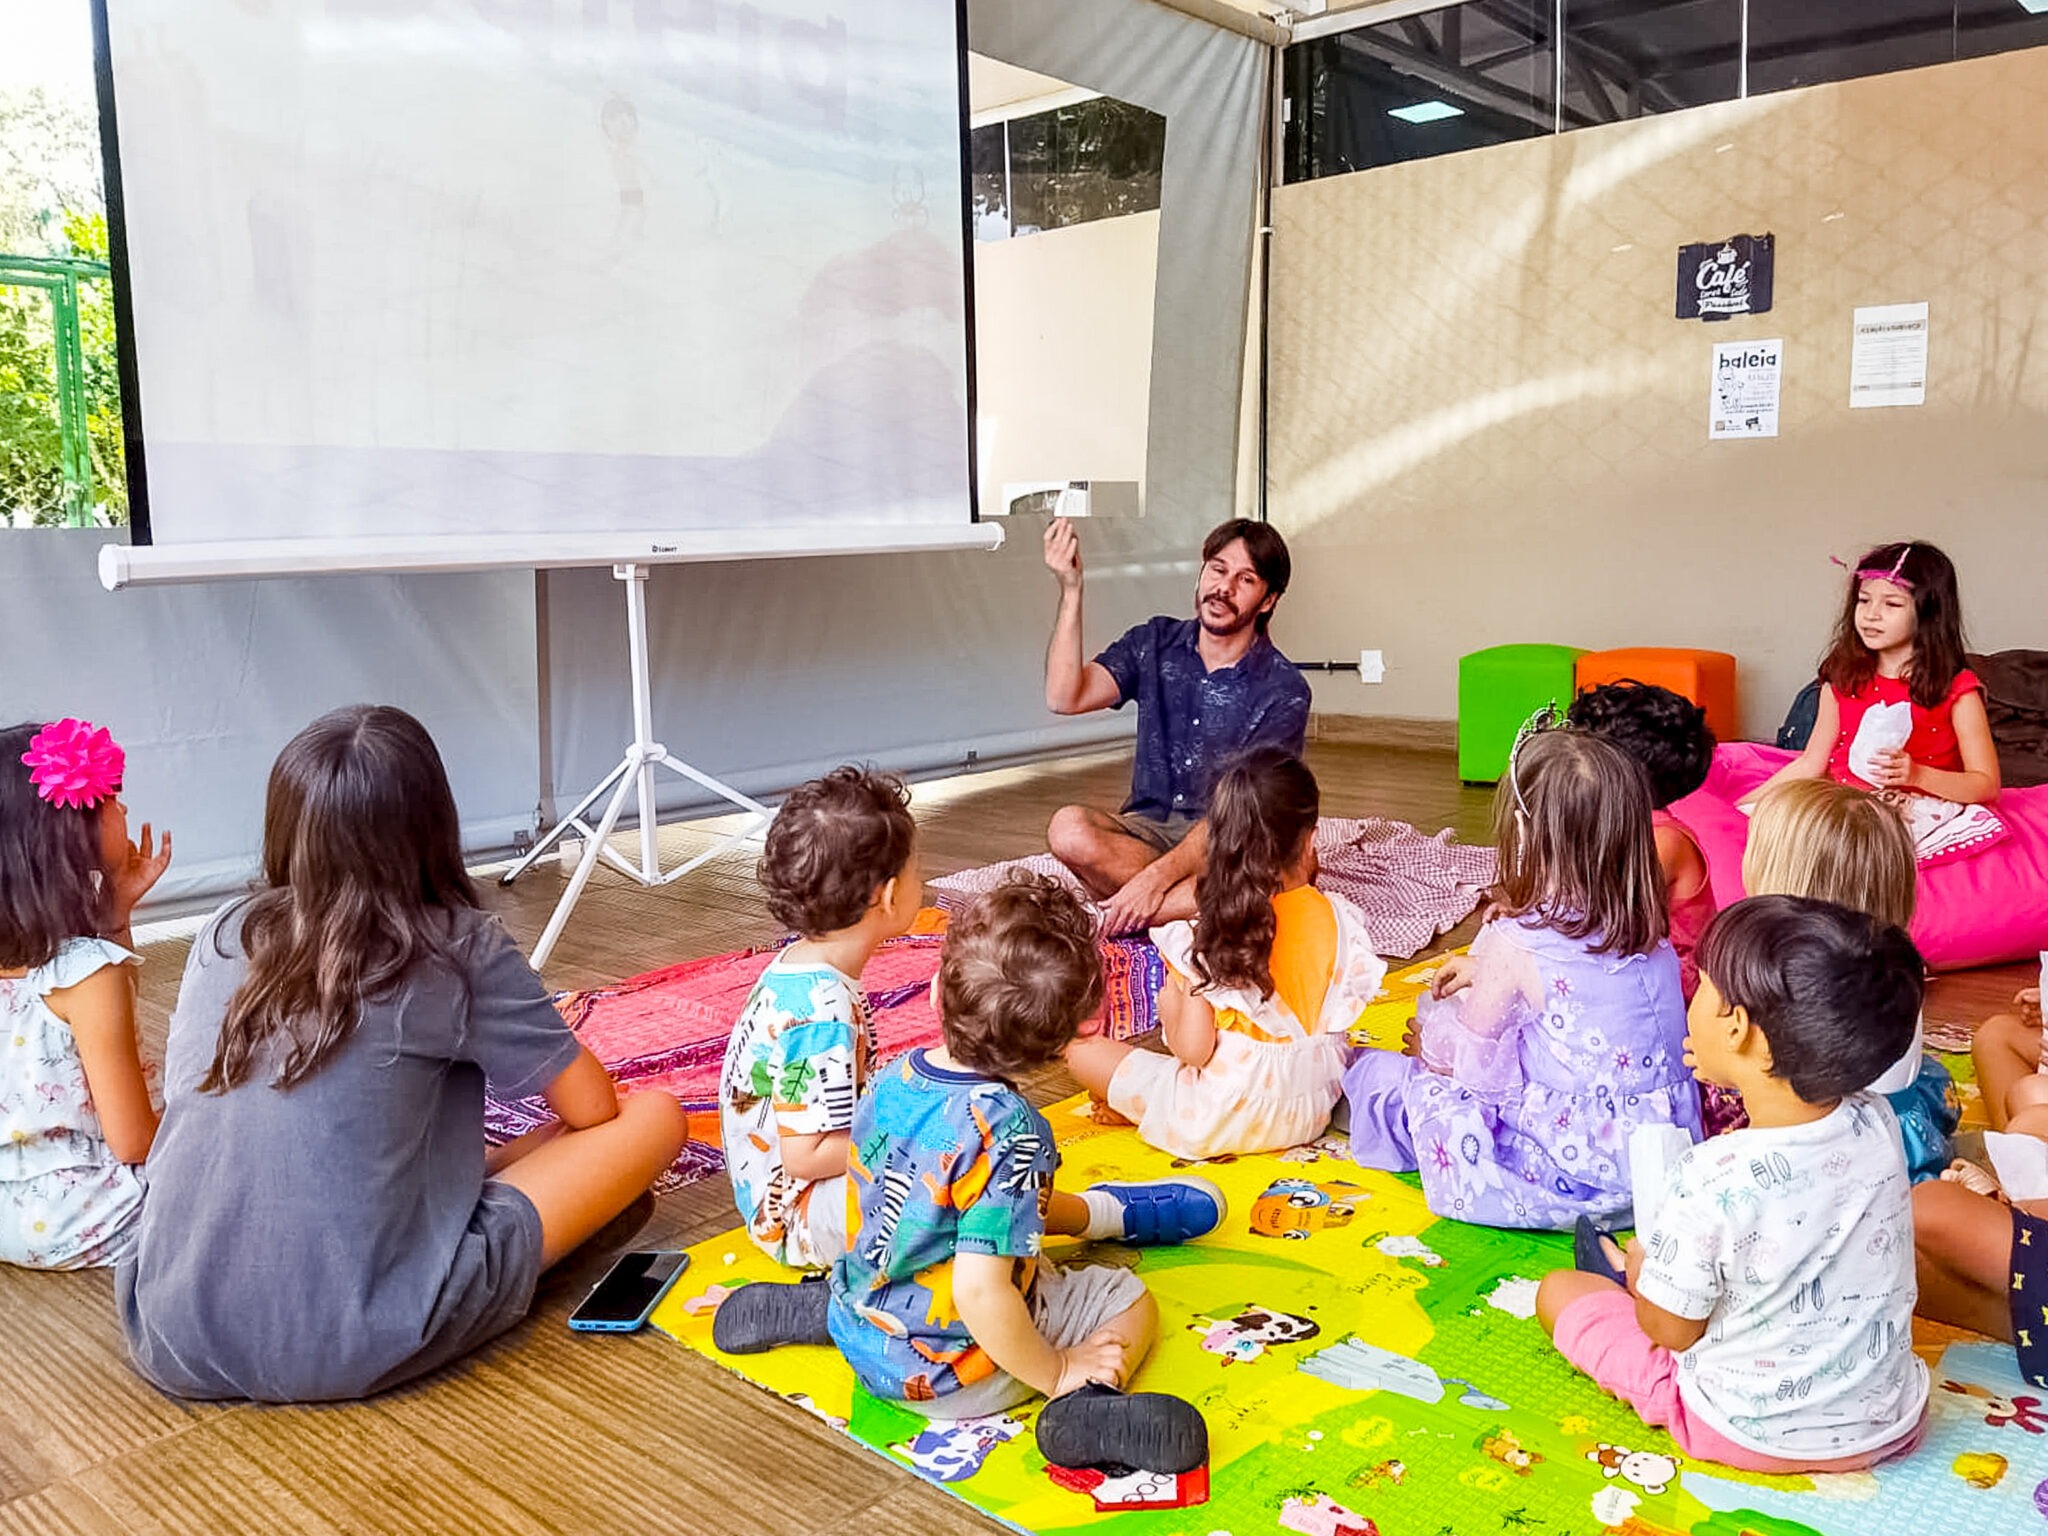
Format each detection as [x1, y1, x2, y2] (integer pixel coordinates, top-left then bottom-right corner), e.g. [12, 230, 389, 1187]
[1552, 1288, 1924, 1474]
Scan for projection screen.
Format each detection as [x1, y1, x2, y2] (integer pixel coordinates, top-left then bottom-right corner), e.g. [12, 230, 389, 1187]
[93, 0, 993, 586]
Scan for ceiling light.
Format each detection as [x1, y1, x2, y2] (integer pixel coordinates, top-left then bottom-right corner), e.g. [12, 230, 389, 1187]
[2020, 0, 2048, 14]
[1388, 100, 1464, 124]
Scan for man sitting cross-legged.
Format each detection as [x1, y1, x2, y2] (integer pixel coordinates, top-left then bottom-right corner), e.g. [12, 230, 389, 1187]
[1041, 515, 1311, 934]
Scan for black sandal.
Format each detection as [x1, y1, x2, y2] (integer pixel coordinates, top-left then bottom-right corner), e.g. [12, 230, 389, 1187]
[1035, 1383, 1207, 1475]
[1574, 1215, 1626, 1286]
[710, 1276, 832, 1355]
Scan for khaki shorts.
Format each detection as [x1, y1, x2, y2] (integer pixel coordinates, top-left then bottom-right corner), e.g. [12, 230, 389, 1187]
[895, 1261, 1151, 1420]
[1110, 811, 1200, 855]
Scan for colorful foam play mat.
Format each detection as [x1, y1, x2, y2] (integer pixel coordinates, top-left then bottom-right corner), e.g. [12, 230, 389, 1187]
[653, 1073, 2042, 1536]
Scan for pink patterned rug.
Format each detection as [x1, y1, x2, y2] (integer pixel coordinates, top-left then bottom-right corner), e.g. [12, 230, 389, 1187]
[484, 915, 1166, 1190]
[929, 815, 1493, 960]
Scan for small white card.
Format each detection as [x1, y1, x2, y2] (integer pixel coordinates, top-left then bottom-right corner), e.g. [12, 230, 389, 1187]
[1985, 1131, 2048, 1203]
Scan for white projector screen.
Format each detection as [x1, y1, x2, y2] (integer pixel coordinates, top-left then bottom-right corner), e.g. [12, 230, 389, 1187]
[95, 0, 982, 580]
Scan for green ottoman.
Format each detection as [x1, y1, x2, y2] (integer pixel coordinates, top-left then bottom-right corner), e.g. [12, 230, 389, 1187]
[1458, 644, 1587, 784]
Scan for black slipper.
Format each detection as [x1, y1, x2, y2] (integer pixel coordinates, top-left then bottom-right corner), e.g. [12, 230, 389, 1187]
[711, 1276, 832, 1355]
[1035, 1383, 1207, 1475]
[1574, 1215, 1626, 1285]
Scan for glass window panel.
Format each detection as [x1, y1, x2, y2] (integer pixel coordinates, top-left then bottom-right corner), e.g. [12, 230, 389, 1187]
[1747, 1, 1958, 96]
[1283, 2, 1555, 182]
[970, 122, 1009, 242]
[1955, 0, 2048, 62]
[1002, 97, 1165, 235]
[1562, 0, 1741, 126]
[1042, 99, 1166, 231]
[1006, 111, 1053, 236]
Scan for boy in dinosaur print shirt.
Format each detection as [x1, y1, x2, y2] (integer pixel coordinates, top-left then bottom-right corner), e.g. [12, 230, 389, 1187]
[826, 876, 1226, 1418]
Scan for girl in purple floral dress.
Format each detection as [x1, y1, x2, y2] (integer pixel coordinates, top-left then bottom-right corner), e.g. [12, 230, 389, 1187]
[1344, 727, 1700, 1229]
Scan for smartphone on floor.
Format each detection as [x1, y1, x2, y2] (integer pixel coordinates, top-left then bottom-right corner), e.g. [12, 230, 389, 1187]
[568, 1250, 691, 1333]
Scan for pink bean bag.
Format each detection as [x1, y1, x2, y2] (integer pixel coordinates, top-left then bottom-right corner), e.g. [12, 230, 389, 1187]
[1668, 743, 2048, 970]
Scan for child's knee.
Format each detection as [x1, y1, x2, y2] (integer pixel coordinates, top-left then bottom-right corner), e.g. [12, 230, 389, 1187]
[1535, 1267, 1620, 1338]
[624, 1089, 691, 1153]
[1977, 1012, 2034, 1068]
[1910, 1175, 1981, 1253]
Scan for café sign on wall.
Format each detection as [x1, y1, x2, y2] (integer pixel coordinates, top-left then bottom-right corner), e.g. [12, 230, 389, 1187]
[1676, 233, 1774, 321]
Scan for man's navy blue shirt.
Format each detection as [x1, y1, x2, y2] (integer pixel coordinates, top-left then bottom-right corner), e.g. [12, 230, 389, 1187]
[1094, 616, 1312, 822]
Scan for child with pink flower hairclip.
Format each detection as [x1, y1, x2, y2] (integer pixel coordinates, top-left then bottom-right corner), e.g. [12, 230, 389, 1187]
[0, 718, 173, 1269]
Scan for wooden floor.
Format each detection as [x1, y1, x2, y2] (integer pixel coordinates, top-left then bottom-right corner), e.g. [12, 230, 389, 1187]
[0, 742, 2025, 1536]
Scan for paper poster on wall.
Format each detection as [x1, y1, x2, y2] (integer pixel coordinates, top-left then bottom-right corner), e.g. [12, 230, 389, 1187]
[1676, 234, 1774, 321]
[1849, 302, 1929, 408]
[1709, 339, 1782, 439]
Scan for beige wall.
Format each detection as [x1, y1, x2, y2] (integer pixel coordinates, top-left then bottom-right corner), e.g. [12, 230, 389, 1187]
[1267, 47, 2048, 740]
[973, 210, 1160, 517]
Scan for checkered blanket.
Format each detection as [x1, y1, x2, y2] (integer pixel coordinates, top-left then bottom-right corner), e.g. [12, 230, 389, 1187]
[929, 817, 1494, 960]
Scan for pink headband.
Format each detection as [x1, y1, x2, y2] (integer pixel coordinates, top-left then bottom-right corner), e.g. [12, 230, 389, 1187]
[1831, 546, 1914, 590]
[21, 719, 124, 811]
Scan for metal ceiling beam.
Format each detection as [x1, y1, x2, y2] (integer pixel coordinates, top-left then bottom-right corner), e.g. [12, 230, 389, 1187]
[1327, 27, 1556, 130]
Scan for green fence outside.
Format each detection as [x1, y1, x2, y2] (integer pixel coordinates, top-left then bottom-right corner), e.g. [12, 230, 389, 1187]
[0, 251, 111, 528]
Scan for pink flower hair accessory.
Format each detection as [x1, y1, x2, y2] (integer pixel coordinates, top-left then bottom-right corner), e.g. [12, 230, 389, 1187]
[21, 719, 125, 811]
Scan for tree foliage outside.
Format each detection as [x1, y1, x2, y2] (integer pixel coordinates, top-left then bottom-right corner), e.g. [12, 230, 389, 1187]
[1, 86, 126, 528]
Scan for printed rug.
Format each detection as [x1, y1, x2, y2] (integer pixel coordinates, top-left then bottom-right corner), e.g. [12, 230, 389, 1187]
[653, 1008, 2039, 1536]
[929, 816, 1495, 961]
[484, 910, 1166, 1188]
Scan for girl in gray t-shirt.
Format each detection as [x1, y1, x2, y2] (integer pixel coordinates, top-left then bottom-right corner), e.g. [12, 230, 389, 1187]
[117, 705, 690, 1402]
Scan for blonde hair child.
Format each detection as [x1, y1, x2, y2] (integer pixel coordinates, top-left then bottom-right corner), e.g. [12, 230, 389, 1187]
[1738, 780, 1954, 1178]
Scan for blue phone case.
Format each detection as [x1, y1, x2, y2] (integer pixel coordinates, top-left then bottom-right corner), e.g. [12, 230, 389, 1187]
[567, 1250, 690, 1333]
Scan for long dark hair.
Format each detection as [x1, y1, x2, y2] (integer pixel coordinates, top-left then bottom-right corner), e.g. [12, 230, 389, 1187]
[1492, 727, 1666, 957]
[0, 722, 113, 969]
[1192, 749, 1320, 998]
[204, 705, 481, 1093]
[1818, 540, 1967, 709]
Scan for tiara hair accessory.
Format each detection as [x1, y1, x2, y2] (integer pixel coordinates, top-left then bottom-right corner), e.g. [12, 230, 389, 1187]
[21, 719, 125, 811]
[1831, 546, 1914, 589]
[1506, 703, 1562, 819]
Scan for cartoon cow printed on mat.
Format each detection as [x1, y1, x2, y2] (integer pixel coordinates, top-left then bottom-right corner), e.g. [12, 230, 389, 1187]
[1587, 1442, 1679, 1496]
[1191, 1305, 1321, 1365]
[892, 1415, 1026, 1482]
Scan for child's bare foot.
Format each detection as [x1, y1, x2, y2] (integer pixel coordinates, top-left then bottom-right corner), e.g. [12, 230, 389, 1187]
[1940, 1159, 2007, 1202]
[1086, 1097, 1136, 1128]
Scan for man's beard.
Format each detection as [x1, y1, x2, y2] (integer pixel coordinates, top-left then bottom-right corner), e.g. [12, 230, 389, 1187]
[1198, 596, 1256, 636]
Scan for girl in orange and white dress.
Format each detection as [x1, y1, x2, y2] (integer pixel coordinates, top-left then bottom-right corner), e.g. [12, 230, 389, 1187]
[1064, 750, 1384, 1160]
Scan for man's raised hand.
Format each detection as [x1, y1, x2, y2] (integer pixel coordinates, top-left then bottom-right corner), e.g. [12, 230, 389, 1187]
[1043, 517, 1083, 592]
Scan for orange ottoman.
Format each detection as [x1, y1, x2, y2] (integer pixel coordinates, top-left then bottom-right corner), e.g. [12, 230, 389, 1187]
[1574, 648, 1739, 742]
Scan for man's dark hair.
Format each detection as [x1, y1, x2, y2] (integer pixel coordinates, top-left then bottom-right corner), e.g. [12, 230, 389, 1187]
[1202, 519, 1292, 635]
[757, 766, 915, 936]
[1565, 681, 1716, 809]
[1696, 894, 1922, 1104]
[936, 874, 1103, 1081]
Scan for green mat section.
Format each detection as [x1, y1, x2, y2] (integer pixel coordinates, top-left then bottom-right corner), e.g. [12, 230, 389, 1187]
[655, 1091, 2048, 1535]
